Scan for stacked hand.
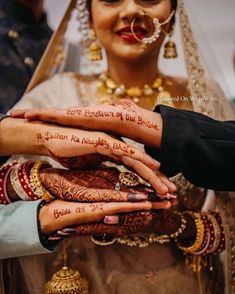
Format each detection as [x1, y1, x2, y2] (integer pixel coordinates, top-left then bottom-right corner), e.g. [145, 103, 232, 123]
[39, 167, 177, 235]
[11, 99, 163, 148]
[10, 101, 180, 238]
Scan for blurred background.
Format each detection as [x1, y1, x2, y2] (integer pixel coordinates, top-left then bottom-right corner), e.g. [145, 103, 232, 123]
[42, 0, 234, 100]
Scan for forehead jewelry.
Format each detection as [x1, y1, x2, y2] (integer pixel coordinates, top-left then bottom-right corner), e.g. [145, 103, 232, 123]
[131, 10, 175, 44]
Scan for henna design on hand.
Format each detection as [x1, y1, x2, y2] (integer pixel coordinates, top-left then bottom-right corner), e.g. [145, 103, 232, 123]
[58, 210, 196, 238]
[58, 212, 157, 236]
[48, 150, 110, 169]
[40, 167, 165, 204]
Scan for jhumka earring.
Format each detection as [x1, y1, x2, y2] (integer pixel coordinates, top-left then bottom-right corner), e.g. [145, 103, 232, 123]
[89, 30, 102, 62]
[162, 26, 178, 59]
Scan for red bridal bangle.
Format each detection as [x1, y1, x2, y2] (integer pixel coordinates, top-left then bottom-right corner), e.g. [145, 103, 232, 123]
[0, 161, 17, 204]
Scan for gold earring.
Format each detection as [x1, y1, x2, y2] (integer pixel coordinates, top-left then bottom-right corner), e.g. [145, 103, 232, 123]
[89, 30, 102, 62]
[162, 26, 177, 59]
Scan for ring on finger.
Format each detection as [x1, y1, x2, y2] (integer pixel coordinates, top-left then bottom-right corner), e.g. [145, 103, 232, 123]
[115, 171, 140, 191]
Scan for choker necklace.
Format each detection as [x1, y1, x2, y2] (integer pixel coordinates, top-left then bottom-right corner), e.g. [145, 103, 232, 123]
[97, 73, 172, 108]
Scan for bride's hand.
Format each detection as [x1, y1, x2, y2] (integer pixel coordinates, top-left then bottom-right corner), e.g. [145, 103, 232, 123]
[40, 167, 177, 202]
[32, 120, 175, 194]
[52, 209, 196, 239]
[39, 199, 169, 235]
[11, 99, 163, 148]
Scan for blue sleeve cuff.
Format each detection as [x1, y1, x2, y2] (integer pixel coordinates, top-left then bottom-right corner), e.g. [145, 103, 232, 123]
[0, 200, 58, 259]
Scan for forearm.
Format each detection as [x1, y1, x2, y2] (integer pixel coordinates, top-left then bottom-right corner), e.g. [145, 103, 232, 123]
[131, 110, 163, 148]
[155, 210, 196, 238]
[0, 117, 46, 156]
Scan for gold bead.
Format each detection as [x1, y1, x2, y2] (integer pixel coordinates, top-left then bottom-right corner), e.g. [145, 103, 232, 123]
[143, 85, 154, 96]
[133, 97, 139, 103]
[106, 78, 116, 89]
[126, 87, 142, 97]
[152, 78, 163, 88]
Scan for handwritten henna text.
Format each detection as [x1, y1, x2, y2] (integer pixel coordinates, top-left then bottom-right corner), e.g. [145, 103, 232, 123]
[66, 109, 159, 131]
[36, 132, 135, 155]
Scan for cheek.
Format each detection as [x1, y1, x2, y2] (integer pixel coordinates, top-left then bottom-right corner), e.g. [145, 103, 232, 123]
[93, 14, 116, 45]
[150, 1, 172, 22]
[92, 7, 115, 32]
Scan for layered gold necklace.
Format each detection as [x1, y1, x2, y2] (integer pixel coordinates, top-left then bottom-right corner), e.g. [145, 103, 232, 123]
[96, 73, 173, 108]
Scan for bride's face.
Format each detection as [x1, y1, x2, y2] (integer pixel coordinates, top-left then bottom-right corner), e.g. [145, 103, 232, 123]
[90, 0, 172, 61]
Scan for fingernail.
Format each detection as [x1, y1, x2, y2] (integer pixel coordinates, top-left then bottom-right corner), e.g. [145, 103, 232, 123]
[153, 159, 160, 166]
[166, 193, 177, 199]
[104, 215, 119, 224]
[127, 193, 148, 201]
[148, 192, 177, 201]
[157, 193, 177, 200]
[165, 201, 171, 208]
[57, 231, 71, 236]
[148, 192, 165, 201]
[48, 236, 62, 241]
[62, 228, 77, 233]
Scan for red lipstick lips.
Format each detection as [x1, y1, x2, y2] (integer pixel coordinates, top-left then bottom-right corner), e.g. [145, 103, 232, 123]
[117, 26, 147, 42]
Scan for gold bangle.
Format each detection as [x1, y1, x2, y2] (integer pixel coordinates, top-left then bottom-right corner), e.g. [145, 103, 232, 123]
[30, 160, 54, 202]
[177, 211, 205, 254]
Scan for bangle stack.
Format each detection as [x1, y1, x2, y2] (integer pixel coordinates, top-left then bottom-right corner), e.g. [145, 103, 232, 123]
[0, 160, 54, 204]
[0, 161, 17, 204]
[177, 211, 225, 256]
[177, 211, 205, 254]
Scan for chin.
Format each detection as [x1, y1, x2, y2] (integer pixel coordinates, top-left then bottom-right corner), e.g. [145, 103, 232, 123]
[108, 45, 155, 62]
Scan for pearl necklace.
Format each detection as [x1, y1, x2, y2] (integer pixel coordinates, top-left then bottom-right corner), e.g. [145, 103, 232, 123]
[97, 73, 172, 108]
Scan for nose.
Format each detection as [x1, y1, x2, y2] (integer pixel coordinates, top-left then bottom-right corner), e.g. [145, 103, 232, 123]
[119, 0, 143, 22]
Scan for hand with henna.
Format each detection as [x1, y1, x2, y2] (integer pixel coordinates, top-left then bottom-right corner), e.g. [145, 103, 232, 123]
[39, 200, 176, 235]
[40, 167, 177, 203]
[2, 116, 175, 194]
[52, 210, 196, 240]
[11, 99, 163, 148]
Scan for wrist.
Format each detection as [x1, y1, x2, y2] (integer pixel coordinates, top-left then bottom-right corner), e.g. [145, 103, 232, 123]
[136, 111, 163, 148]
[37, 201, 61, 250]
[38, 202, 51, 235]
[0, 118, 47, 156]
[155, 211, 197, 239]
[180, 214, 197, 238]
